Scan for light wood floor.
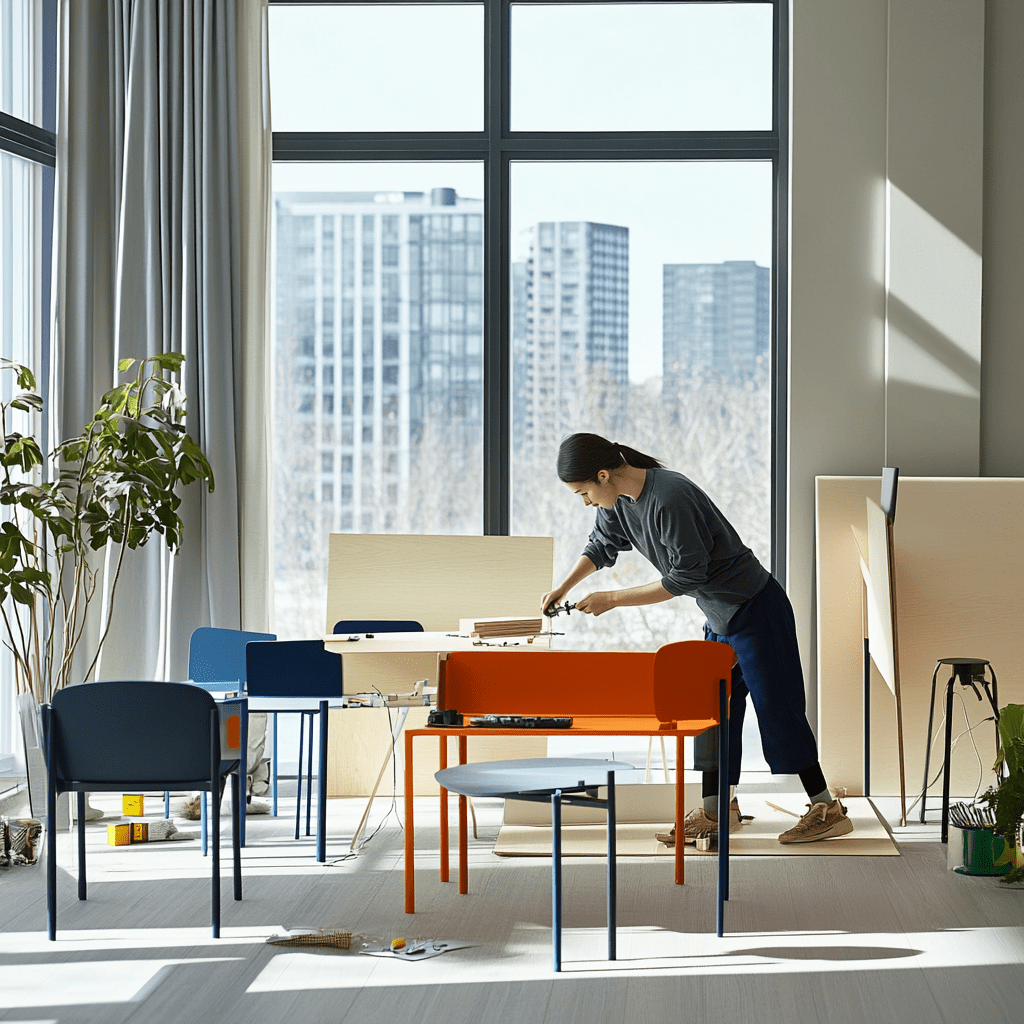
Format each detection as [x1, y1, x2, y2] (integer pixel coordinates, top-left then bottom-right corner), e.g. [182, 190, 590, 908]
[1, 777, 1022, 1024]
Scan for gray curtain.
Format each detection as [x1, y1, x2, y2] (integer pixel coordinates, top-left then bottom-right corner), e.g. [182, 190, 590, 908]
[50, 0, 272, 681]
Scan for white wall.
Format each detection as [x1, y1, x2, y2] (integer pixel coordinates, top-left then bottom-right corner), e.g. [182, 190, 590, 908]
[788, 0, 1024, 726]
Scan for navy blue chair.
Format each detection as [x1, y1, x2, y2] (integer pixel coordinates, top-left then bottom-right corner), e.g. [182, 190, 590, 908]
[245, 640, 344, 843]
[333, 620, 424, 636]
[43, 681, 244, 939]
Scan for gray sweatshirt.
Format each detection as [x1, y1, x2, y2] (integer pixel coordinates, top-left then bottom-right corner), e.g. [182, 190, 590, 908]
[581, 467, 769, 634]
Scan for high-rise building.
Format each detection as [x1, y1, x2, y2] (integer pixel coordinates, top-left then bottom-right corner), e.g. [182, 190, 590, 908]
[662, 260, 770, 391]
[273, 188, 483, 552]
[513, 221, 629, 451]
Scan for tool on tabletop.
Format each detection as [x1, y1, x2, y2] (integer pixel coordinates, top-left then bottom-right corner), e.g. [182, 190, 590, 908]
[544, 600, 577, 618]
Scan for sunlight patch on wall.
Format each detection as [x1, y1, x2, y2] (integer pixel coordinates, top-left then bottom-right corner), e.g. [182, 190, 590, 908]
[886, 183, 981, 399]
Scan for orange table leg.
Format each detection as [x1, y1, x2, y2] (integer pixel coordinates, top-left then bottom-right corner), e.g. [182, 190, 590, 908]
[458, 736, 468, 894]
[404, 731, 416, 913]
[675, 735, 685, 885]
[439, 734, 449, 883]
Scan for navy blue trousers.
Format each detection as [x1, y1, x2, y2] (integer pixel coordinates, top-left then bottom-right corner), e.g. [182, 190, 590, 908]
[693, 576, 819, 784]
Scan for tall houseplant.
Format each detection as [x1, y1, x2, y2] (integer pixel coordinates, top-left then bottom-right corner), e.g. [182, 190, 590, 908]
[0, 353, 214, 701]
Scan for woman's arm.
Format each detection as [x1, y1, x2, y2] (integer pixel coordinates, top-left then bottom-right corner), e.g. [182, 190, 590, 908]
[540, 555, 598, 614]
[576, 580, 674, 617]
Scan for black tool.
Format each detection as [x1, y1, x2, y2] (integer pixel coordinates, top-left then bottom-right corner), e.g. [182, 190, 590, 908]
[544, 601, 577, 618]
[471, 715, 573, 729]
[427, 709, 464, 727]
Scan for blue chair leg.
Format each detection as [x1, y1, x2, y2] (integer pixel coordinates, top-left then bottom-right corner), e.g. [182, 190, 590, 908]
[201, 792, 208, 856]
[46, 789, 57, 939]
[164, 791, 171, 818]
[271, 712, 279, 817]
[295, 714, 305, 841]
[211, 780, 221, 939]
[239, 707, 249, 848]
[77, 792, 87, 901]
[552, 788, 563, 972]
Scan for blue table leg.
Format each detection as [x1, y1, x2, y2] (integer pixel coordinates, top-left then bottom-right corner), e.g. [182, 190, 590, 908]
[271, 712, 279, 817]
[607, 770, 617, 961]
[305, 711, 315, 837]
[552, 788, 563, 972]
[295, 713, 305, 841]
[717, 676, 729, 937]
[317, 700, 328, 863]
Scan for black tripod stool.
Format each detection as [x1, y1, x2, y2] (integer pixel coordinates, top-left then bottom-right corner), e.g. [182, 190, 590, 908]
[920, 657, 1000, 842]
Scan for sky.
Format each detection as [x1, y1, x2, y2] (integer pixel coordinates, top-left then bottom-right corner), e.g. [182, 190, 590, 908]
[269, 3, 774, 383]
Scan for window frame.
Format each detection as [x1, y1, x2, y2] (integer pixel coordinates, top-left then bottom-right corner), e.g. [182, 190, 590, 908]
[270, 0, 789, 578]
[0, 0, 57, 769]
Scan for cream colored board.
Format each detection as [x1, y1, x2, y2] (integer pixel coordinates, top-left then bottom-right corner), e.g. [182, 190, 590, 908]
[326, 706, 547, 797]
[865, 498, 897, 692]
[325, 533, 554, 634]
[815, 476, 1024, 798]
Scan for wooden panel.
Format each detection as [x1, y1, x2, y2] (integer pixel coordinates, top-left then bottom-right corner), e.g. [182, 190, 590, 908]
[324, 534, 555, 793]
[326, 534, 554, 694]
[325, 533, 554, 631]
[816, 476, 1024, 796]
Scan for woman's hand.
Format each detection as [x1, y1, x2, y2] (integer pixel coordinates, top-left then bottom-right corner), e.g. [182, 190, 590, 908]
[540, 587, 569, 616]
[575, 591, 617, 617]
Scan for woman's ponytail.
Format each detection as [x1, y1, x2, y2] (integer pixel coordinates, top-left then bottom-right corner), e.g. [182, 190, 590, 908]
[556, 433, 663, 482]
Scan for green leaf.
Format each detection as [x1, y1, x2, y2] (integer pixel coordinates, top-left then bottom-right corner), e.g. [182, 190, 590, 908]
[118, 358, 137, 372]
[149, 352, 185, 373]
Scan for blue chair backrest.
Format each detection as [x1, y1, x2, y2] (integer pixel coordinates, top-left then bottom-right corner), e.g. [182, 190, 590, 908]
[333, 620, 423, 634]
[189, 627, 276, 686]
[245, 640, 344, 698]
[48, 681, 217, 786]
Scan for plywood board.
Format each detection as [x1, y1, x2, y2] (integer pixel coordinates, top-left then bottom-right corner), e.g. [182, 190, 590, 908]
[324, 535, 555, 793]
[865, 498, 896, 692]
[815, 476, 1024, 798]
[326, 534, 554, 695]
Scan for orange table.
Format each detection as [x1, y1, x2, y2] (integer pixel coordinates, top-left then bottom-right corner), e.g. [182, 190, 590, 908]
[402, 647, 730, 914]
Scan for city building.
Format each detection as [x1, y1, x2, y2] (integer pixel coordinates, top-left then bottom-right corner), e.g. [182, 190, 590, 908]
[272, 187, 483, 549]
[513, 220, 629, 454]
[662, 260, 770, 394]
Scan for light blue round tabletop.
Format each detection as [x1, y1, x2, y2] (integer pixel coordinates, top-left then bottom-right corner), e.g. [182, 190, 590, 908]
[435, 757, 634, 798]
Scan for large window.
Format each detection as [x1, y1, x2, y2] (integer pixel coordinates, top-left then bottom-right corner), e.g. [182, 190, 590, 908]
[0, 0, 56, 771]
[269, 1, 786, 652]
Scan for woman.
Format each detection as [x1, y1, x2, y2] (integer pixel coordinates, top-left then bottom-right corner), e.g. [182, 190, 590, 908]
[540, 433, 852, 845]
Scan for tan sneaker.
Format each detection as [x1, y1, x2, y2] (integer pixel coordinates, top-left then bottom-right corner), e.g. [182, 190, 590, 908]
[778, 799, 854, 844]
[656, 798, 745, 847]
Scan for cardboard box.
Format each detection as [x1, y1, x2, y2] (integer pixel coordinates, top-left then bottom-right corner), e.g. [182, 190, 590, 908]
[122, 794, 145, 816]
[107, 823, 131, 846]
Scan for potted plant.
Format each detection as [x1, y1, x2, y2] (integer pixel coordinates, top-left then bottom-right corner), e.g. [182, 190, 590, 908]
[980, 703, 1024, 884]
[0, 352, 213, 701]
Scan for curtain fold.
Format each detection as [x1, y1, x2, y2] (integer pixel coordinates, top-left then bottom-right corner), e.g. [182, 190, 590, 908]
[50, 0, 271, 682]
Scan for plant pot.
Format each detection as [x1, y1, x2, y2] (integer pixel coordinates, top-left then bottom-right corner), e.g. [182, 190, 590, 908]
[949, 825, 1014, 876]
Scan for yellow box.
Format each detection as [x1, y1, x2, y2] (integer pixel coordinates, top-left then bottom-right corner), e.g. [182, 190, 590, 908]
[107, 823, 131, 846]
[122, 794, 145, 816]
[131, 822, 149, 843]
